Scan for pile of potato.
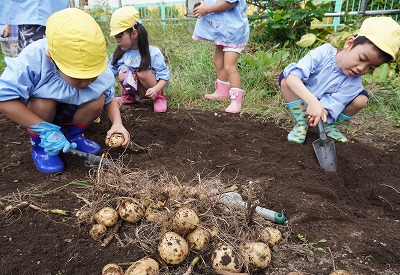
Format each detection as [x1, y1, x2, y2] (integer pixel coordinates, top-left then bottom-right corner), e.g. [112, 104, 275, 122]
[91, 198, 285, 275]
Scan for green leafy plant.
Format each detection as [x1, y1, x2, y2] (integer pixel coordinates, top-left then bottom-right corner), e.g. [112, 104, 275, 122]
[297, 233, 327, 261]
[240, 43, 291, 71]
[363, 63, 398, 84]
[248, 0, 331, 44]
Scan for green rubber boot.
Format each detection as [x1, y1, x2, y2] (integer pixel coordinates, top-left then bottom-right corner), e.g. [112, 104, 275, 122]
[285, 99, 308, 144]
[324, 113, 352, 142]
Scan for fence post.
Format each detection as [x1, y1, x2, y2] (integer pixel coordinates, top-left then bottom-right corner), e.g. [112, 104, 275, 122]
[359, 0, 368, 14]
[333, 0, 343, 31]
[161, 3, 166, 21]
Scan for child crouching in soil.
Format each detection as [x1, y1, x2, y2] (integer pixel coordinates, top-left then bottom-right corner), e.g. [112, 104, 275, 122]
[279, 17, 400, 144]
[0, 8, 130, 173]
[109, 6, 170, 113]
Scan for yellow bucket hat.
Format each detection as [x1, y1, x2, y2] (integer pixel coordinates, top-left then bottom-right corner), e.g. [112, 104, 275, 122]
[46, 8, 107, 79]
[357, 16, 400, 60]
[110, 6, 140, 36]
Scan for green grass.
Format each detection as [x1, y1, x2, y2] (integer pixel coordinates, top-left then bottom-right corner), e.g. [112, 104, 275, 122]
[0, 50, 5, 70]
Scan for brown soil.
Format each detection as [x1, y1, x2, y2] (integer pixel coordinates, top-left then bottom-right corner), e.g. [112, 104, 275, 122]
[0, 103, 399, 275]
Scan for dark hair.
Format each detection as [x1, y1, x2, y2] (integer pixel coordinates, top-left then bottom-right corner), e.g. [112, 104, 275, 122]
[111, 23, 151, 71]
[352, 35, 392, 63]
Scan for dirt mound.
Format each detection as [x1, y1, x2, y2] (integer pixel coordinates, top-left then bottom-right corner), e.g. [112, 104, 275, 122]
[0, 106, 399, 274]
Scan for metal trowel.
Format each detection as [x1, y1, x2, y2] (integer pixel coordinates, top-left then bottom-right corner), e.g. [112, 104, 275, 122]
[213, 191, 287, 224]
[67, 148, 114, 167]
[312, 120, 337, 172]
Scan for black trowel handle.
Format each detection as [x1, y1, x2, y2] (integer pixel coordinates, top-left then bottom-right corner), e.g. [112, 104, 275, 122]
[317, 120, 327, 141]
[67, 148, 113, 167]
[67, 148, 93, 161]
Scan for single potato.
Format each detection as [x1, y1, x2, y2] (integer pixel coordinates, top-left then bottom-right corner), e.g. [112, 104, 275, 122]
[158, 232, 189, 265]
[260, 226, 282, 247]
[118, 198, 145, 223]
[105, 133, 124, 148]
[95, 206, 119, 227]
[187, 227, 211, 251]
[125, 257, 159, 275]
[239, 241, 271, 271]
[89, 223, 107, 240]
[211, 243, 243, 273]
[172, 207, 200, 234]
[102, 263, 123, 275]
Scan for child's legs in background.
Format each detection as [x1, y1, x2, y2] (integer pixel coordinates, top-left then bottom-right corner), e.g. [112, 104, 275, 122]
[203, 46, 230, 101]
[210, 45, 244, 113]
[214, 45, 227, 82]
[222, 50, 240, 88]
[214, 45, 241, 87]
[17, 25, 46, 53]
[222, 48, 244, 114]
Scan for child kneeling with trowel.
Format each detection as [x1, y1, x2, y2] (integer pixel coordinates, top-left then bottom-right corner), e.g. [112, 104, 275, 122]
[0, 8, 130, 173]
[279, 17, 400, 144]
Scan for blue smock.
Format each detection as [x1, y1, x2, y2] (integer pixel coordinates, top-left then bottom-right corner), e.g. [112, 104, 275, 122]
[283, 43, 364, 123]
[0, 0, 70, 26]
[0, 39, 115, 105]
[192, 0, 250, 48]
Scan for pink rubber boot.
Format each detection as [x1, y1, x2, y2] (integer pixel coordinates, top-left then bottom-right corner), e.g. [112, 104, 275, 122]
[153, 92, 167, 113]
[114, 88, 136, 104]
[225, 88, 244, 114]
[204, 79, 230, 100]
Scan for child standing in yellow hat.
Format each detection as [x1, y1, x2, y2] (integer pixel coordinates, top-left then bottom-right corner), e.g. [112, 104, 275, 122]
[109, 6, 170, 113]
[0, 8, 130, 173]
[279, 16, 400, 144]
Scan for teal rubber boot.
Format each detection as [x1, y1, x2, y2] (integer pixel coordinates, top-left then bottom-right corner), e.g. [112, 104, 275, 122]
[286, 99, 309, 144]
[324, 113, 352, 142]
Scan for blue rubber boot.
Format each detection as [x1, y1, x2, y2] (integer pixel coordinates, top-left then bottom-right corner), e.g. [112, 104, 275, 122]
[61, 122, 101, 154]
[27, 129, 64, 173]
[285, 99, 309, 144]
[324, 113, 352, 142]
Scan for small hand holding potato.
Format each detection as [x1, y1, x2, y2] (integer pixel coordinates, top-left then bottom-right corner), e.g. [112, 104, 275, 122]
[105, 133, 125, 148]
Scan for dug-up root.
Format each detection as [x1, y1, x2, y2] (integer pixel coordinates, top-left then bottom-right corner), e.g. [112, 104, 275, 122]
[76, 159, 289, 274]
[127, 140, 163, 154]
[3, 201, 68, 216]
[101, 219, 123, 247]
